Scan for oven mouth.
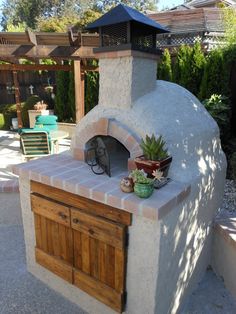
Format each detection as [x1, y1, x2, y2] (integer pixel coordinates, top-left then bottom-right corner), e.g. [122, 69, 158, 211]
[85, 135, 130, 177]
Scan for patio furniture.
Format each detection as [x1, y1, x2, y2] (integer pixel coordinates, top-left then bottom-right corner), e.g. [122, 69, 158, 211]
[20, 130, 52, 161]
[50, 130, 69, 153]
[34, 115, 58, 130]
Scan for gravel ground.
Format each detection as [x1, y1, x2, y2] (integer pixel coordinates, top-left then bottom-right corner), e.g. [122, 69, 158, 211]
[181, 268, 236, 314]
[220, 179, 236, 215]
[0, 225, 86, 314]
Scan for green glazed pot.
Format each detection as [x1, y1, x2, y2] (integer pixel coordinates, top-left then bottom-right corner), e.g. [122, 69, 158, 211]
[134, 183, 154, 198]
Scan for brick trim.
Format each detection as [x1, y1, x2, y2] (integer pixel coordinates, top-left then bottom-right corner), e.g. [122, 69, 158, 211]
[72, 118, 143, 170]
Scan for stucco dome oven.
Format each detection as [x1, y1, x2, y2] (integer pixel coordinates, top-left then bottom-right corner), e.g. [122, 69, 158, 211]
[16, 4, 227, 314]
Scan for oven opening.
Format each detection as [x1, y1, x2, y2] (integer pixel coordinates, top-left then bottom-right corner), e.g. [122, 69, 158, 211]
[86, 135, 130, 176]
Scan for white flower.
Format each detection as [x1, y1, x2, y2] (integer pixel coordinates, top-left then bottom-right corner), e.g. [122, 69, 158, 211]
[152, 169, 163, 181]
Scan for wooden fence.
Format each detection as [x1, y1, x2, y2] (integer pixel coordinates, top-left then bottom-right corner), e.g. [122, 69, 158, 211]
[0, 70, 56, 105]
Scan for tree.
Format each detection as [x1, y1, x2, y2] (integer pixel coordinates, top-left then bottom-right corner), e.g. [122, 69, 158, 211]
[37, 15, 79, 32]
[1, 0, 158, 30]
[95, 0, 158, 12]
[1, 0, 80, 30]
[5, 22, 26, 32]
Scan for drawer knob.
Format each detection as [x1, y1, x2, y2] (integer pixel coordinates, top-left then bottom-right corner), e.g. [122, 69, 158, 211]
[73, 218, 80, 224]
[58, 212, 67, 220]
[89, 228, 94, 235]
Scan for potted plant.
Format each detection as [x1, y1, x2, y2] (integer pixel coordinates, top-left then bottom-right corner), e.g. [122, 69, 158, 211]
[135, 134, 172, 177]
[34, 101, 48, 111]
[129, 169, 164, 198]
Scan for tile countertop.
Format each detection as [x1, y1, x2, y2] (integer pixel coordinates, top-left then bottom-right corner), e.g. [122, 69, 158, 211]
[13, 153, 191, 221]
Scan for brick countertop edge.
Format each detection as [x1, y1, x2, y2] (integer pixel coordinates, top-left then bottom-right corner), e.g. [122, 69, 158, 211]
[13, 154, 191, 221]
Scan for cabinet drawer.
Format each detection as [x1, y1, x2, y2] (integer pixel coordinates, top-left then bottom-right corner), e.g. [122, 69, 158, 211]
[31, 194, 70, 227]
[71, 208, 126, 249]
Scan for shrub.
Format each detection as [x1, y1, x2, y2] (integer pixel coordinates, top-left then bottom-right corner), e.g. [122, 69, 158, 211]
[68, 70, 76, 122]
[199, 49, 227, 100]
[85, 61, 99, 114]
[202, 94, 231, 141]
[0, 104, 17, 130]
[173, 45, 192, 87]
[173, 42, 205, 96]
[55, 70, 70, 121]
[21, 95, 41, 127]
[157, 48, 172, 81]
[0, 114, 4, 129]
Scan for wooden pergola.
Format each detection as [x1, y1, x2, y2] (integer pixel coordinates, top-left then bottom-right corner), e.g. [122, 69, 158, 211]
[0, 29, 100, 128]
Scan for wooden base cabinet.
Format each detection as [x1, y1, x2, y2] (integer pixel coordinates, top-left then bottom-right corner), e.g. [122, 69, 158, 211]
[31, 181, 132, 313]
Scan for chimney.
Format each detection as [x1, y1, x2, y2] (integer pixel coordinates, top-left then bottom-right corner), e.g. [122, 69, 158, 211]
[86, 4, 169, 109]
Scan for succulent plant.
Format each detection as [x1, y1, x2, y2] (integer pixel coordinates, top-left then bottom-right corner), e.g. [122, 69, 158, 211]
[129, 169, 153, 184]
[140, 134, 168, 161]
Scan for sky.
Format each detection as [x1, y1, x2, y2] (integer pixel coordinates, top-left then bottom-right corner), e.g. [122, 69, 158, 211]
[159, 0, 185, 10]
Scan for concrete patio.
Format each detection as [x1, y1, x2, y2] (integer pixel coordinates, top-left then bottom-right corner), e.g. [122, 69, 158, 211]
[0, 130, 236, 314]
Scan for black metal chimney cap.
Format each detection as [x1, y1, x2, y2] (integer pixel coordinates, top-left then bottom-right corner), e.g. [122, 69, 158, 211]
[86, 4, 169, 34]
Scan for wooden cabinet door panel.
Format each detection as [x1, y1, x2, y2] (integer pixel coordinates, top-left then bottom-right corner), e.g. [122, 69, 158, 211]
[34, 213, 73, 264]
[74, 268, 123, 313]
[71, 208, 126, 249]
[72, 216, 126, 287]
[30, 185, 131, 313]
[35, 248, 73, 283]
[31, 194, 70, 227]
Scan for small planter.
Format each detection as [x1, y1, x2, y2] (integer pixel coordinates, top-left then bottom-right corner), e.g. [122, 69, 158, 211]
[135, 155, 172, 177]
[134, 182, 154, 198]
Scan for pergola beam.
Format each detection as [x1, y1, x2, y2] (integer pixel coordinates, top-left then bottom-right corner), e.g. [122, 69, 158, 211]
[26, 29, 37, 46]
[74, 60, 85, 123]
[0, 45, 97, 59]
[0, 63, 99, 72]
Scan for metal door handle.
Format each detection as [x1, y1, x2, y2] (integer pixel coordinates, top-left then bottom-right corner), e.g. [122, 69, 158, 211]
[73, 218, 80, 224]
[89, 228, 94, 235]
[58, 212, 67, 220]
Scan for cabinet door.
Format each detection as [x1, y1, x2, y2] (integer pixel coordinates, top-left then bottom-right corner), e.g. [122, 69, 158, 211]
[71, 208, 127, 313]
[32, 194, 73, 283]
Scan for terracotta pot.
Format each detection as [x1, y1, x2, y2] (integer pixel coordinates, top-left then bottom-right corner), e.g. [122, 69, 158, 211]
[134, 155, 172, 177]
[134, 183, 154, 198]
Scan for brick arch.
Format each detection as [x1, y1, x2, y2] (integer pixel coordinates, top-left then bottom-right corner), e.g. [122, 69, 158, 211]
[72, 118, 143, 170]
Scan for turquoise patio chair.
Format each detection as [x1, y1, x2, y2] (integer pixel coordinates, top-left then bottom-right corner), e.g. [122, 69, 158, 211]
[20, 130, 52, 161]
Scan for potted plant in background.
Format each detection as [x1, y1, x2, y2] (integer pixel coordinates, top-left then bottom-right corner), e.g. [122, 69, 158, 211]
[130, 169, 164, 198]
[135, 134, 172, 177]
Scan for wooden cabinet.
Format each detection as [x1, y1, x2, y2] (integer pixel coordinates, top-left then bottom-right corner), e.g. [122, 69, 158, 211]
[31, 181, 132, 313]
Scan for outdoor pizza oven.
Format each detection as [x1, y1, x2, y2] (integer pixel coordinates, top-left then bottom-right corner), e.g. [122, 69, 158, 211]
[15, 4, 227, 314]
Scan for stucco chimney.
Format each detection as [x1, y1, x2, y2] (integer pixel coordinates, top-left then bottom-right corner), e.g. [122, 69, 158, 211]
[97, 51, 158, 109]
[86, 4, 169, 109]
